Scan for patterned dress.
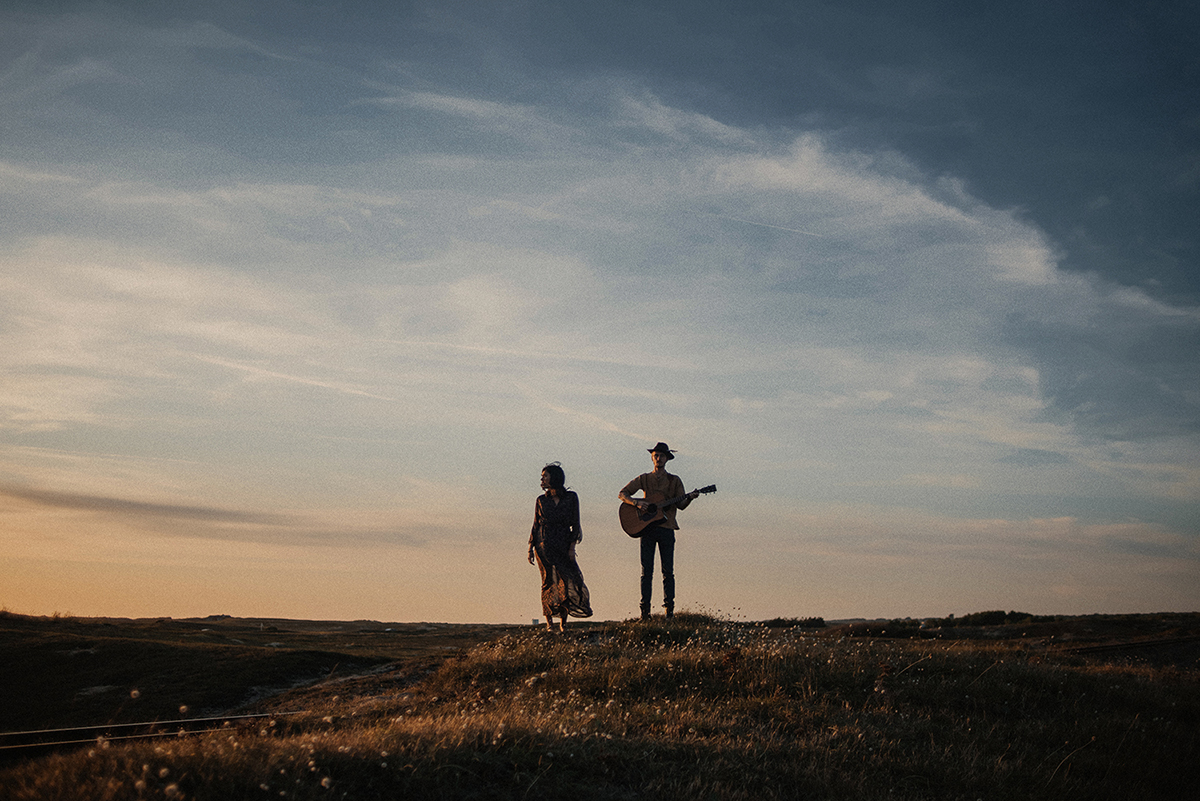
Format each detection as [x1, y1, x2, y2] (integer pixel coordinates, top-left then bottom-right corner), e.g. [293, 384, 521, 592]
[530, 490, 593, 619]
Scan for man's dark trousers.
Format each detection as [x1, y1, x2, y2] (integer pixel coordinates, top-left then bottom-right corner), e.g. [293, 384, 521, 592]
[640, 524, 675, 616]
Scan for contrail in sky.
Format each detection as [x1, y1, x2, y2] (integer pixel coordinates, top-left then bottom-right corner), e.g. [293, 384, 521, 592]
[512, 382, 646, 441]
[376, 339, 660, 369]
[703, 212, 823, 237]
[195, 356, 396, 401]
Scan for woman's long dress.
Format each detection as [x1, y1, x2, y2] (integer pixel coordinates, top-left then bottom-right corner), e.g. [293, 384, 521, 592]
[531, 490, 592, 619]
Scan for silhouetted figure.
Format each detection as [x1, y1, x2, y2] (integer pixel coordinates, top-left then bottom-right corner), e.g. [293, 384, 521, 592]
[528, 462, 592, 632]
[618, 442, 700, 619]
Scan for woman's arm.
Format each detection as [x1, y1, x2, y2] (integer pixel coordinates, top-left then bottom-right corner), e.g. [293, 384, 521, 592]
[571, 491, 583, 542]
[529, 496, 541, 563]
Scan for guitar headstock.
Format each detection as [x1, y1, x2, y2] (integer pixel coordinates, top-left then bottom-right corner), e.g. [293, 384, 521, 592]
[696, 484, 717, 494]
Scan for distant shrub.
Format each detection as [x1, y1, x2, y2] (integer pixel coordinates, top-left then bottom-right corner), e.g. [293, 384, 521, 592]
[762, 617, 825, 629]
[957, 611, 1008, 626]
[953, 611, 1037, 627]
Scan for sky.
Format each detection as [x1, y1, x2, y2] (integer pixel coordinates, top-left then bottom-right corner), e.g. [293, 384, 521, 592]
[1, 0, 1197, 624]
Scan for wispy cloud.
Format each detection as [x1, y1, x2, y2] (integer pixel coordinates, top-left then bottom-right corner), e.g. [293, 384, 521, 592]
[371, 89, 535, 121]
[0, 484, 292, 526]
[616, 92, 754, 146]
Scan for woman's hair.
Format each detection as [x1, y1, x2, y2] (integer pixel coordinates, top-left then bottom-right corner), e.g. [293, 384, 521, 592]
[542, 462, 566, 490]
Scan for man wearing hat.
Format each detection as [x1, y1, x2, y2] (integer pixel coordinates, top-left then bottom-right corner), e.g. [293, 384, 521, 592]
[618, 442, 701, 619]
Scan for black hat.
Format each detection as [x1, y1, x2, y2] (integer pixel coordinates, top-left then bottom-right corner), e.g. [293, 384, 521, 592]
[648, 442, 675, 460]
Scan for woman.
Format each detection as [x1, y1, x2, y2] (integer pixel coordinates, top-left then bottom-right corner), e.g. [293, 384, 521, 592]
[528, 462, 592, 632]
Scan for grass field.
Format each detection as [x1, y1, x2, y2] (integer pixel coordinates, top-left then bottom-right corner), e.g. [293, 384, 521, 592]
[2, 610, 1197, 799]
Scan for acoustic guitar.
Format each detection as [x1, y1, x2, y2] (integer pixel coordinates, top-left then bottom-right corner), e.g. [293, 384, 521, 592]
[619, 485, 717, 537]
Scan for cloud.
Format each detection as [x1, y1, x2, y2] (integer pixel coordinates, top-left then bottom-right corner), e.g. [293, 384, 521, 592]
[5, 87, 1196, 489]
[0, 482, 447, 551]
[357, 86, 582, 153]
[370, 89, 534, 122]
[998, 448, 1072, 466]
[615, 92, 753, 146]
[1005, 280, 1200, 440]
[779, 503, 1200, 565]
[148, 20, 292, 60]
[0, 484, 292, 525]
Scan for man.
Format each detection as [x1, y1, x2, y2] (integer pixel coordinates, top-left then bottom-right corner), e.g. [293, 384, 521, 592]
[618, 442, 700, 620]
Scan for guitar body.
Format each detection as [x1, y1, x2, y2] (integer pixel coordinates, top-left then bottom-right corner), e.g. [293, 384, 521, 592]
[619, 485, 716, 537]
[619, 502, 666, 538]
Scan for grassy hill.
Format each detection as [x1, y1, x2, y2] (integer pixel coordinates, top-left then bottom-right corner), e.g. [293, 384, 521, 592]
[1, 610, 1197, 799]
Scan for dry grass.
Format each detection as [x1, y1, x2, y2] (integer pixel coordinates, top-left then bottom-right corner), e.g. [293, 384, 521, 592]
[3, 612, 1198, 800]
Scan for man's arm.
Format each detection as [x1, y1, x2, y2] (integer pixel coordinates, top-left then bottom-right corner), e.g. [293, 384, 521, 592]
[618, 475, 647, 509]
[672, 476, 697, 510]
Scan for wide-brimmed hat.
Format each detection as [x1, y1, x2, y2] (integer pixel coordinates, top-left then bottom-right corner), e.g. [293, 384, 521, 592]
[648, 442, 675, 460]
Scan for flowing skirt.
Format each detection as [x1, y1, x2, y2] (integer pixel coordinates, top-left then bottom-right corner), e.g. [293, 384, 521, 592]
[534, 534, 592, 619]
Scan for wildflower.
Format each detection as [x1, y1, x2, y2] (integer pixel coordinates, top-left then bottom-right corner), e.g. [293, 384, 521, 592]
[179, 705, 189, 715]
[164, 785, 180, 798]
[320, 777, 333, 788]
[159, 768, 170, 778]
[130, 689, 141, 699]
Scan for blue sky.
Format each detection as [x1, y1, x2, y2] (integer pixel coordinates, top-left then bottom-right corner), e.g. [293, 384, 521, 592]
[2, 1, 1197, 622]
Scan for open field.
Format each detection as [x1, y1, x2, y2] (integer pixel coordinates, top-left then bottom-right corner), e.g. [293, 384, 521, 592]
[1, 610, 1198, 799]
[0, 612, 521, 734]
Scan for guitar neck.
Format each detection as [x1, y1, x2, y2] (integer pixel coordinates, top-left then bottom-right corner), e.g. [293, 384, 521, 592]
[652, 488, 709, 509]
[658, 493, 690, 508]
[620, 484, 714, 537]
